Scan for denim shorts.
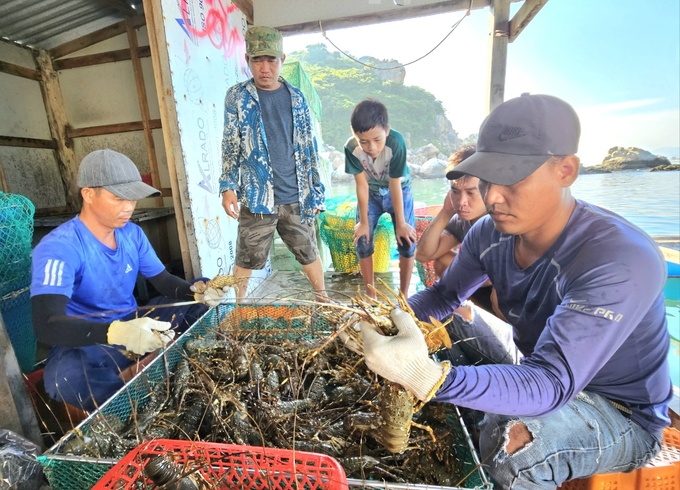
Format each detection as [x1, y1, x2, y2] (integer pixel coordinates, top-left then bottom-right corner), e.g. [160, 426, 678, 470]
[235, 204, 319, 270]
[438, 304, 663, 489]
[355, 186, 416, 259]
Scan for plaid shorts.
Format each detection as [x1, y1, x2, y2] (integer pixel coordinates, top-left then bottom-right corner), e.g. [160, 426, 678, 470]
[235, 203, 319, 270]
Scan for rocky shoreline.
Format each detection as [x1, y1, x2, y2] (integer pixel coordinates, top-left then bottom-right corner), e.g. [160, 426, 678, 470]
[323, 144, 679, 183]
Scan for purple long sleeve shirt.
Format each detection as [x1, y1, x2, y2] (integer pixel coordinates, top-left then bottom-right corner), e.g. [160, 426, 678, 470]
[410, 200, 672, 434]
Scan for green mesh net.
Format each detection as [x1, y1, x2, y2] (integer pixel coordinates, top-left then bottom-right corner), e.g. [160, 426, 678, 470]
[281, 61, 322, 122]
[0, 192, 36, 373]
[318, 196, 396, 273]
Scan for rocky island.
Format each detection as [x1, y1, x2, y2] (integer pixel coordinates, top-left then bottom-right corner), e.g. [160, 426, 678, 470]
[584, 147, 678, 173]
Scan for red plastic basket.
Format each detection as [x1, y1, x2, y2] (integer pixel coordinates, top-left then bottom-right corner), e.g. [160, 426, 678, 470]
[414, 205, 443, 218]
[414, 205, 443, 288]
[93, 439, 349, 490]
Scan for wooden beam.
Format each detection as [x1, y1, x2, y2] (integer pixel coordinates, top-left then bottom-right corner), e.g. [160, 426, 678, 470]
[66, 119, 162, 138]
[231, 0, 253, 24]
[143, 0, 196, 278]
[0, 135, 58, 150]
[276, 0, 493, 34]
[49, 15, 145, 59]
[53, 46, 150, 70]
[36, 50, 80, 212]
[509, 0, 548, 42]
[486, 0, 510, 113]
[0, 61, 40, 81]
[127, 19, 170, 262]
[96, 0, 137, 17]
[0, 154, 8, 193]
[35, 205, 70, 217]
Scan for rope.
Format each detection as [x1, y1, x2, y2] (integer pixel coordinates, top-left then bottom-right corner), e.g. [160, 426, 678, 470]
[319, 0, 474, 71]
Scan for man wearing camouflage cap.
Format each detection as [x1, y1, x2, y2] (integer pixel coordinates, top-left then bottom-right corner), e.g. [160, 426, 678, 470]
[219, 26, 326, 301]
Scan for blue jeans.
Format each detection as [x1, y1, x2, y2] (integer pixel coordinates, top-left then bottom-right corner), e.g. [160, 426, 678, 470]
[43, 296, 208, 412]
[441, 305, 663, 489]
[355, 186, 416, 259]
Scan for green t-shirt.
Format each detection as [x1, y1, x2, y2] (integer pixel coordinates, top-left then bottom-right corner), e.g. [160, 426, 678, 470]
[344, 129, 411, 192]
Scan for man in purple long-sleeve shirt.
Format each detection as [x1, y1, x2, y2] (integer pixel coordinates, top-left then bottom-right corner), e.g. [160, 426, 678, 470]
[360, 94, 671, 490]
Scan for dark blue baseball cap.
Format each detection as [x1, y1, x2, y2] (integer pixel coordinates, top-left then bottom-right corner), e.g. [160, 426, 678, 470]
[447, 93, 581, 185]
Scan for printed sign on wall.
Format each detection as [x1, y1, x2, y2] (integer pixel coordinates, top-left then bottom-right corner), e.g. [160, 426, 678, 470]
[160, 0, 270, 292]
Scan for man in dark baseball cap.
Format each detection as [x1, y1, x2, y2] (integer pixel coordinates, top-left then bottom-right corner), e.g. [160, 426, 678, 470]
[358, 94, 670, 488]
[30, 149, 224, 413]
[446, 93, 580, 185]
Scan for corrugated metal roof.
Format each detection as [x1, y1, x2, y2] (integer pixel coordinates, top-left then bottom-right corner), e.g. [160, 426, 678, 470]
[0, 0, 143, 50]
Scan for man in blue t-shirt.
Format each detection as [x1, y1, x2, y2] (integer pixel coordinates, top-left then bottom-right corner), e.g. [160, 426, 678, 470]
[31, 149, 225, 412]
[359, 94, 671, 489]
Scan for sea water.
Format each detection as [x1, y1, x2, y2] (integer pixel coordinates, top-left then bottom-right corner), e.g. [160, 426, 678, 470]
[330, 170, 680, 387]
[330, 170, 680, 237]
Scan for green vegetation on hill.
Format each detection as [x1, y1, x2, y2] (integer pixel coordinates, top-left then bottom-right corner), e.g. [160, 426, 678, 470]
[286, 44, 456, 151]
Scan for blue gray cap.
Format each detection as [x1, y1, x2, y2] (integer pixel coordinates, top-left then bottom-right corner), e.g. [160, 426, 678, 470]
[447, 93, 581, 185]
[77, 149, 160, 201]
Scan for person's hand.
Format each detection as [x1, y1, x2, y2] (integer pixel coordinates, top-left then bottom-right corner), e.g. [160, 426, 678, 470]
[395, 222, 417, 248]
[337, 312, 363, 355]
[360, 308, 450, 401]
[353, 221, 370, 245]
[107, 318, 175, 355]
[191, 283, 229, 307]
[442, 188, 457, 216]
[221, 190, 239, 219]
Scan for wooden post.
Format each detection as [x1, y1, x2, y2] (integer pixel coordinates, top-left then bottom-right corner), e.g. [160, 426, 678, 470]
[486, 0, 510, 113]
[142, 0, 197, 278]
[36, 50, 81, 212]
[0, 311, 43, 448]
[126, 20, 171, 263]
[0, 154, 9, 193]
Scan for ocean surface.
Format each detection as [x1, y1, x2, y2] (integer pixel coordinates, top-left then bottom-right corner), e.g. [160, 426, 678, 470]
[330, 170, 680, 237]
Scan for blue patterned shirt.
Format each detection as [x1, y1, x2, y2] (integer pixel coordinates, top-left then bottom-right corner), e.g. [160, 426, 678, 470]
[219, 78, 325, 223]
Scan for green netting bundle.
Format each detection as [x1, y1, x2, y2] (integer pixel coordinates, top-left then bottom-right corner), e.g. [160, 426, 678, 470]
[0, 191, 36, 373]
[0, 192, 35, 295]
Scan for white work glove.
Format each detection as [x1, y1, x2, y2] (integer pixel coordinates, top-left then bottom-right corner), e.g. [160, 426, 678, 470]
[337, 312, 363, 355]
[360, 308, 450, 402]
[107, 317, 175, 355]
[190, 283, 229, 307]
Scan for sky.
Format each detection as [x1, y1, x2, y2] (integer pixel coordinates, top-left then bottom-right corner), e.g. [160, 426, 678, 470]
[285, 0, 680, 165]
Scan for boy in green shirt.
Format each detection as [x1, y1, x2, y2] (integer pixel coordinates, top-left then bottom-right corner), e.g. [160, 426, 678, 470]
[344, 99, 417, 298]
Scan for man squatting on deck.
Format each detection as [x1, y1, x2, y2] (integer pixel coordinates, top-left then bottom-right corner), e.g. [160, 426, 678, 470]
[30, 150, 227, 412]
[359, 94, 671, 489]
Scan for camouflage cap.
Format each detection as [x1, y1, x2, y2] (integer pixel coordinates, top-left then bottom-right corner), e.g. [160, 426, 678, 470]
[245, 26, 284, 58]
